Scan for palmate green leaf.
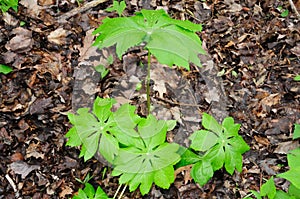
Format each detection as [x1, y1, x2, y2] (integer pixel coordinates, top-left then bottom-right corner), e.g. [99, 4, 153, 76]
[189, 113, 250, 186]
[93, 9, 205, 70]
[66, 97, 119, 162]
[111, 115, 181, 195]
[114, 142, 180, 173]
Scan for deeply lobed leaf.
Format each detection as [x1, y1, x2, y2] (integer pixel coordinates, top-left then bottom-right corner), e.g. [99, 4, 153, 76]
[112, 115, 180, 195]
[93, 9, 206, 70]
[188, 113, 250, 186]
[66, 97, 119, 162]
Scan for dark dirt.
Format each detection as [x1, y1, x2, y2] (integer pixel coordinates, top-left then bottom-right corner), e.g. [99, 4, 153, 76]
[0, 0, 300, 198]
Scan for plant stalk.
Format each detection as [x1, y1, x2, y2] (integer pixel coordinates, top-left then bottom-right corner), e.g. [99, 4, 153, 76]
[146, 51, 151, 115]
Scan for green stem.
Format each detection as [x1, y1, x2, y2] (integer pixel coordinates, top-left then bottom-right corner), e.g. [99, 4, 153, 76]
[146, 51, 151, 114]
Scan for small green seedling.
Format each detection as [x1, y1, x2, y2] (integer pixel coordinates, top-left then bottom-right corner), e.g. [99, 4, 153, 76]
[106, 0, 126, 17]
[294, 75, 300, 81]
[73, 183, 111, 199]
[0, 0, 18, 13]
[0, 64, 13, 74]
[95, 64, 109, 79]
[277, 6, 289, 17]
[73, 173, 111, 199]
[75, 173, 93, 184]
[180, 113, 250, 186]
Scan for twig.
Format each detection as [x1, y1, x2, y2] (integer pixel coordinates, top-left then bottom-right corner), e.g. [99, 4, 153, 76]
[56, 0, 109, 23]
[5, 174, 20, 198]
[288, 0, 300, 19]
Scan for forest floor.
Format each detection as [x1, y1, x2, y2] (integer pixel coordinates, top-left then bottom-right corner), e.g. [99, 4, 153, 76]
[1, 0, 300, 198]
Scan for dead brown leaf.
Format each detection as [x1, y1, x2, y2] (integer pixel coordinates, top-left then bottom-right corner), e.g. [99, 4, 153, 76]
[254, 135, 270, 146]
[274, 141, 300, 154]
[5, 27, 33, 53]
[9, 161, 40, 179]
[26, 142, 45, 159]
[47, 28, 70, 45]
[19, 0, 43, 17]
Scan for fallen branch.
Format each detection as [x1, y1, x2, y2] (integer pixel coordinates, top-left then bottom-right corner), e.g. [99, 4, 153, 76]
[56, 0, 109, 23]
[288, 0, 300, 19]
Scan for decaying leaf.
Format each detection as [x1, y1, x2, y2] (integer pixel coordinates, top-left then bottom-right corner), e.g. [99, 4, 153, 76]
[5, 27, 33, 53]
[274, 141, 300, 154]
[9, 161, 40, 179]
[47, 28, 70, 45]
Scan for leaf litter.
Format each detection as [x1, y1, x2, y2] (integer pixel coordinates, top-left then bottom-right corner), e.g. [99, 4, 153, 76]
[0, 0, 300, 198]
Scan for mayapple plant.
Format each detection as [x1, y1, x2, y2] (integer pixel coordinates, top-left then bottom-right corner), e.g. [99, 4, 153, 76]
[66, 97, 181, 195]
[66, 2, 250, 197]
[92, 8, 206, 112]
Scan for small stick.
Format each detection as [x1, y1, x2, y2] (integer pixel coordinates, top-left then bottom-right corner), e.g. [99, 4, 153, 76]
[288, 0, 300, 19]
[56, 0, 109, 23]
[5, 174, 20, 198]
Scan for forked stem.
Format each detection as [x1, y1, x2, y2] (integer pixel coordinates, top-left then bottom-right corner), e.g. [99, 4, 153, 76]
[146, 50, 151, 114]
